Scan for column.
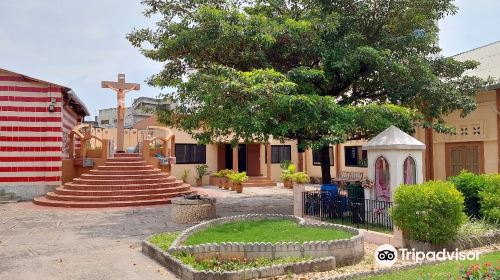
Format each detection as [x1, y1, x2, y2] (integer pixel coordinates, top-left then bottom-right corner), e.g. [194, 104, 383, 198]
[232, 146, 238, 172]
[266, 143, 271, 179]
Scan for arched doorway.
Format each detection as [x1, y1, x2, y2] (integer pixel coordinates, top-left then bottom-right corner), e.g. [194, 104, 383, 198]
[375, 156, 390, 201]
[403, 156, 417, 185]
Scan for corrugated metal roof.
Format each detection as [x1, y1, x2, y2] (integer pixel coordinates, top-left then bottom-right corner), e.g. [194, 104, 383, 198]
[452, 41, 500, 80]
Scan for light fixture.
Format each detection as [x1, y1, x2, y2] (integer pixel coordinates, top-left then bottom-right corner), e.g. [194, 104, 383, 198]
[48, 97, 56, 112]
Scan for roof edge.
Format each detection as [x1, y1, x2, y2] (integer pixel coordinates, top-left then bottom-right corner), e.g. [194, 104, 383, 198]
[0, 68, 89, 116]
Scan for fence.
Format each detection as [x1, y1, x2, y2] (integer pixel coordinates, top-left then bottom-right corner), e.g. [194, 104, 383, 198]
[303, 190, 393, 231]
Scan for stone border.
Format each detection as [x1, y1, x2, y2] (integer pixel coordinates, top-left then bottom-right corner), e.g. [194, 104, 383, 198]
[143, 214, 364, 280]
[168, 214, 363, 266]
[406, 231, 500, 253]
[144, 240, 336, 280]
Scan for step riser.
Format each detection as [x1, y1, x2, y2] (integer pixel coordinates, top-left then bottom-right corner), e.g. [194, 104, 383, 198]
[46, 192, 189, 202]
[89, 170, 162, 175]
[107, 158, 143, 162]
[113, 153, 141, 158]
[65, 181, 183, 190]
[105, 162, 147, 166]
[79, 174, 168, 180]
[33, 199, 173, 208]
[97, 166, 154, 171]
[55, 187, 190, 196]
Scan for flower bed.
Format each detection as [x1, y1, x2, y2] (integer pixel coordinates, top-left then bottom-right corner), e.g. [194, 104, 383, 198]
[143, 214, 364, 280]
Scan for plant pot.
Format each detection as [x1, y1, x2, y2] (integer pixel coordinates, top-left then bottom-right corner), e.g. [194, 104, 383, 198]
[284, 180, 293, 189]
[223, 179, 230, 189]
[234, 183, 243, 193]
[196, 178, 202, 187]
[217, 178, 224, 188]
[229, 182, 235, 191]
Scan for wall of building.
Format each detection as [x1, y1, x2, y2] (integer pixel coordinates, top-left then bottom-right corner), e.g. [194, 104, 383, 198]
[62, 104, 81, 158]
[430, 90, 498, 180]
[0, 70, 64, 199]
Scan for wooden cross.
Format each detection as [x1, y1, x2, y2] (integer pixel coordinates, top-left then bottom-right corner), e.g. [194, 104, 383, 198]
[101, 74, 140, 152]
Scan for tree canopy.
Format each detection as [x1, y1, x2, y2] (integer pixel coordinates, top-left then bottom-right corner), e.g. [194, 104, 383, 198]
[129, 0, 485, 183]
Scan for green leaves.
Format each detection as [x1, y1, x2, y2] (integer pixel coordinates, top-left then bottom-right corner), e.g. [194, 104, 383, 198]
[130, 0, 486, 180]
[392, 181, 466, 244]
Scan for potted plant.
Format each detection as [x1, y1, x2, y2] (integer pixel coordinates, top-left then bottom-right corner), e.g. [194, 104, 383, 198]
[291, 171, 309, 188]
[280, 164, 296, 189]
[212, 171, 223, 188]
[181, 169, 190, 184]
[195, 164, 210, 186]
[220, 169, 233, 190]
[228, 172, 248, 193]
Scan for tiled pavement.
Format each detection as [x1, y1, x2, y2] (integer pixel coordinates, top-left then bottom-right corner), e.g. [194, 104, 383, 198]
[0, 186, 293, 280]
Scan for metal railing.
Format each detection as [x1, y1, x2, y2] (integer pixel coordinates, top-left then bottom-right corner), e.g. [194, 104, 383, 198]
[303, 190, 393, 231]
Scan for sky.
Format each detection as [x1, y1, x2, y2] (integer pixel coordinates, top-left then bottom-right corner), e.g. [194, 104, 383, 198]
[1, 0, 499, 120]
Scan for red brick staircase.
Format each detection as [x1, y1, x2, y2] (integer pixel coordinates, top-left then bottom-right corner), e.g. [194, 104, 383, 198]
[34, 153, 192, 208]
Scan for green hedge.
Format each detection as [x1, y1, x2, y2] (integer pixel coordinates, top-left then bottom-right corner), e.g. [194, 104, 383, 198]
[392, 181, 466, 244]
[449, 171, 487, 218]
[479, 175, 500, 224]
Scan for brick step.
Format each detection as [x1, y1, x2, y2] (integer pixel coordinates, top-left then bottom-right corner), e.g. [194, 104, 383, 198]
[33, 195, 193, 208]
[79, 173, 168, 180]
[113, 153, 141, 158]
[65, 180, 183, 190]
[89, 169, 163, 175]
[105, 161, 147, 166]
[242, 181, 276, 187]
[96, 165, 154, 171]
[46, 189, 192, 202]
[55, 184, 190, 196]
[73, 176, 176, 185]
[107, 157, 143, 162]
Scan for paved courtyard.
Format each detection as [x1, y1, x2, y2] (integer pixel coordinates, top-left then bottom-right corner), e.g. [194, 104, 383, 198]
[0, 186, 293, 280]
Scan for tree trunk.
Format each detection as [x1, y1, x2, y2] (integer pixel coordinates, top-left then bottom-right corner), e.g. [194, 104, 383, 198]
[320, 145, 331, 184]
[425, 126, 434, 180]
[297, 138, 305, 172]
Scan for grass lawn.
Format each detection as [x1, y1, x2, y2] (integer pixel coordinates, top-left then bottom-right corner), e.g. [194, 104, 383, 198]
[182, 219, 353, 246]
[149, 231, 180, 251]
[360, 251, 500, 280]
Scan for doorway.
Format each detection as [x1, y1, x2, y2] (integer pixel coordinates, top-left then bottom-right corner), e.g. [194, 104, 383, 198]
[219, 143, 261, 175]
[446, 142, 484, 177]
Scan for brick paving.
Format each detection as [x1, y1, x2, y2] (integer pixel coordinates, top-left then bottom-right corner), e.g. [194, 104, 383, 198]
[0, 186, 292, 280]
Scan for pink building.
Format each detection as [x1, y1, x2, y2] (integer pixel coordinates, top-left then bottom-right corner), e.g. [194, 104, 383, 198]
[0, 68, 88, 199]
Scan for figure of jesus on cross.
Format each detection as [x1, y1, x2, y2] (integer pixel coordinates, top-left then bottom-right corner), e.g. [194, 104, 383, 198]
[101, 74, 140, 152]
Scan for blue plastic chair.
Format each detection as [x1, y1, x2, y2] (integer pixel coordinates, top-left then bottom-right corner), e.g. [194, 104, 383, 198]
[320, 184, 348, 213]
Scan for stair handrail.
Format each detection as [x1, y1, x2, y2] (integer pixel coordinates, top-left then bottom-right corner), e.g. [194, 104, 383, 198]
[69, 124, 108, 159]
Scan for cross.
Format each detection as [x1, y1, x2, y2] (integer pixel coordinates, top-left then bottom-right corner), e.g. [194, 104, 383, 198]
[101, 74, 140, 152]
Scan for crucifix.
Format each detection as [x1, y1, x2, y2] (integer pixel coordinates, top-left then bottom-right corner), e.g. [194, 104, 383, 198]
[101, 74, 140, 152]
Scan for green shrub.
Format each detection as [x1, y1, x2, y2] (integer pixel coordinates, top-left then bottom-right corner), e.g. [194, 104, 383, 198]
[280, 164, 296, 181]
[291, 172, 309, 183]
[479, 175, 500, 224]
[227, 172, 249, 184]
[449, 171, 487, 218]
[392, 181, 466, 244]
[195, 164, 210, 179]
[456, 218, 498, 241]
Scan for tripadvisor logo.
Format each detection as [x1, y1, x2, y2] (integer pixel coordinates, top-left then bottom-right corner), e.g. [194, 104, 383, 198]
[375, 244, 398, 267]
[375, 244, 480, 267]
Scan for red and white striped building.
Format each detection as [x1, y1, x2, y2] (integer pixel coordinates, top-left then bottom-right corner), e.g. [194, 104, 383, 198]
[0, 68, 89, 199]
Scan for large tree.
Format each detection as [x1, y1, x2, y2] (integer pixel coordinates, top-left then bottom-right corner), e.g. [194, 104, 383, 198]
[129, 0, 484, 183]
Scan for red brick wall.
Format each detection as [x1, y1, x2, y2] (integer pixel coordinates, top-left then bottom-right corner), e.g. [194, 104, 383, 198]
[0, 70, 64, 186]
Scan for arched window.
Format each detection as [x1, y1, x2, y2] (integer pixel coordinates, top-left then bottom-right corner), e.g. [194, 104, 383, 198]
[403, 156, 417, 185]
[375, 156, 390, 201]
